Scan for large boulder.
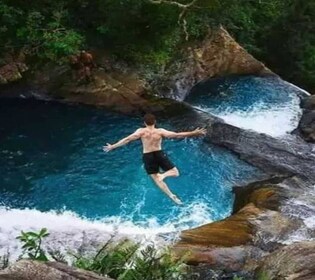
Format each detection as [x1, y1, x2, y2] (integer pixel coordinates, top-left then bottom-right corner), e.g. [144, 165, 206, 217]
[0, 260, 113, 280]
[296, 95, 315, 143]
[256, 241, 315, 280]
[29, 65, 168, 115]
[174, 176, 312, 273]
[154, 26, 274, 99]
[300, 95, 315, 110]
[297, 110, 315, 143]
[206, 121, 315, 180]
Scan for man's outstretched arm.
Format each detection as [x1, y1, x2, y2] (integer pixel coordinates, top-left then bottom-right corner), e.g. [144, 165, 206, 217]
[103, 129, 142, 152]
[160, 127, 207, 139]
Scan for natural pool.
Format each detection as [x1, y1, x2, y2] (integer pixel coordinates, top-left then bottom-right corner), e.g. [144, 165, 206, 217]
[0, 75, 305, 257]
[0, 98, 260, 255]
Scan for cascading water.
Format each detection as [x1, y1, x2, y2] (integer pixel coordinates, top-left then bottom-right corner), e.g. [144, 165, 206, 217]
[186, 75, 304, 137]
[185, 75, 315, 245]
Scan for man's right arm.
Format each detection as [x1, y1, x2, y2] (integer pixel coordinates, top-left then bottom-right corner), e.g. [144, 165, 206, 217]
[160, 128, 206, 139]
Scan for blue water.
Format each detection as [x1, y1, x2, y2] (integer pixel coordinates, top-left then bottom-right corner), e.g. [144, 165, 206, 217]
[0, 98, 260, 230]
[186, 76, 303, 136]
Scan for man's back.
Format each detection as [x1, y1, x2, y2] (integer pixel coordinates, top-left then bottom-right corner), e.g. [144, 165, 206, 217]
[139, 127, 163, 153]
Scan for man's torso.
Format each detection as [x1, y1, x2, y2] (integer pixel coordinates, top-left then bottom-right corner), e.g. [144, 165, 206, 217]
[139, 127, 163, 153]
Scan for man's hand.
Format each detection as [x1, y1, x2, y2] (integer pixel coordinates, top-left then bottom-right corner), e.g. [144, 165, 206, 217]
[193, 127, 207, 136]
[103, 143, 114, 152]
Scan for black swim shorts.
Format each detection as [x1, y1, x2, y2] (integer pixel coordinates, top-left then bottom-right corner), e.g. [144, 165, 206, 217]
[142, 150, 175, 175]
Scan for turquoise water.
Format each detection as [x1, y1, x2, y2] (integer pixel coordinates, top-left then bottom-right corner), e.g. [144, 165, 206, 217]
[187, 76, 302, 137]
[0, 98, 259, 229]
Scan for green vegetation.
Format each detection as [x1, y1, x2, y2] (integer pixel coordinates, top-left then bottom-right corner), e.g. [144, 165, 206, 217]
[74, 239, 190, 280]
[15, 228, 190, 280]
[0, 0, 314, 90]
[16, 228, 50, 261]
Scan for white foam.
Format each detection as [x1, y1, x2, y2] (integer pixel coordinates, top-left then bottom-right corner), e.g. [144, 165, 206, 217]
[280, 186, 315, 244]
[0, 202, 213, 261]
[194, 95, 302, 137]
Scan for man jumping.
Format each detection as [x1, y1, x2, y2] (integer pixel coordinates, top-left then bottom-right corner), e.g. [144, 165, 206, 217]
[103, 113, 206, 205]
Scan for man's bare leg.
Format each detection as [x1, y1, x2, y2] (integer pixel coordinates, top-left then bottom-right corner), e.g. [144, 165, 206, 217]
[157, 167, 179, 182]
[151, 174, 182, 205]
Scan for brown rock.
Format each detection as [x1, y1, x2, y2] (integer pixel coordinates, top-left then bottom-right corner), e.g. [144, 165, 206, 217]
[0, 260, 113, 280]
[174, 204, 262, 267]
[0, 52, 28, 84]
[178, 204, 260, 248]
[256, 241, 315, 280]
[233, 177, 287, 213]
[174, 178, 298, 269]
[156, 26, 274, 99]
[31, 66, 160, 115]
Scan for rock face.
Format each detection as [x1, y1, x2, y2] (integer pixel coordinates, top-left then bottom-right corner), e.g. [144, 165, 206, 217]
[27, 64, 171, 115]
[0, 53, 28, 84]
[298, 110, 315, 142]
[174, 175, 314, 274]
[206, 120, 315, 180]
[0, 27, 274, 114]
[0, 260, 113, 280]
[256, 241, 315, 280]
[300, 95, 315, 110]
[298, 95, 315, 143]
[155, 26, 274, 100]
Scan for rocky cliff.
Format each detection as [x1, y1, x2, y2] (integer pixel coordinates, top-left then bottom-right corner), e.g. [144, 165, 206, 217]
[153, 26, 274, 100]
[0, 27, 274, 115]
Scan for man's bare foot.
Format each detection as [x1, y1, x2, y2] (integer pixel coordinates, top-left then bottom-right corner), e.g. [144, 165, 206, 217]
[170, 194, 183, 205]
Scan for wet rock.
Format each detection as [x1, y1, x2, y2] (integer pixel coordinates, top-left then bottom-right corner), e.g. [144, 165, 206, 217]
[297, 110, 315, 143]
[174, 204, 263, 268]
[155, 26, 274, 99]
[206, 121, 315, 180]
[256, 241, 315, 280]
[29, 65, 165, 115]
[178, 204, 260, 248]
[233, 179, 285, 213]
[0, 260, 113, 280]
[174, 176, 313, 272]
[300, 95, 315, 110]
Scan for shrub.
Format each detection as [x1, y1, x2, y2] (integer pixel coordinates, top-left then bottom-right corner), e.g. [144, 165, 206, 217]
[74, 239, 190, 280]
[16, 228, 50, 261]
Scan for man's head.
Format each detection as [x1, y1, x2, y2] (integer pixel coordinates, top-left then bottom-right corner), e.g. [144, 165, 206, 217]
[144, 113, 156, 126]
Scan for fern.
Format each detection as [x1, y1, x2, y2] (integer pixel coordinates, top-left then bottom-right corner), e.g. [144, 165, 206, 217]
[74, 241, 190, 280]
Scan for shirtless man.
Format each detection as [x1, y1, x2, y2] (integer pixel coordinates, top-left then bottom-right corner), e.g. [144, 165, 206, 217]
[103, 113, 206, 205]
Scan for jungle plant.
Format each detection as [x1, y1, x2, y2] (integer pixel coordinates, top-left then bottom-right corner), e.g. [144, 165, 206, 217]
[16, 228, 50, 261]
[74, 239, 191, 280]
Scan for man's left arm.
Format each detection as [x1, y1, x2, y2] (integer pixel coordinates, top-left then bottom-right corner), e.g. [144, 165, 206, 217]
[103, 129, 142, 152]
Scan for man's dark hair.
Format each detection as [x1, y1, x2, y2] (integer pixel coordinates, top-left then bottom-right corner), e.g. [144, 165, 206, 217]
[144, 113, 156, 126]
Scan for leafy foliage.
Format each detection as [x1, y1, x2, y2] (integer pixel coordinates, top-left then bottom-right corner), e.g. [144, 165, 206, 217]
[0, 0, 314, 89]
[74, 239, 190, 280]
[16, 228, 50, 261]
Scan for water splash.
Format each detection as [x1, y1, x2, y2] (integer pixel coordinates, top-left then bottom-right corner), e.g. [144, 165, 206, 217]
[0, 201, 214, 261]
